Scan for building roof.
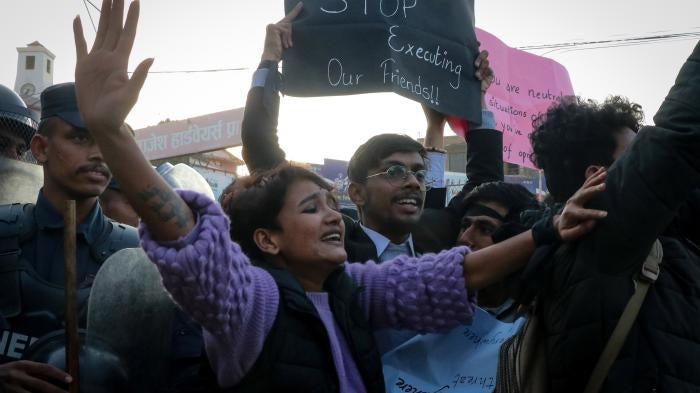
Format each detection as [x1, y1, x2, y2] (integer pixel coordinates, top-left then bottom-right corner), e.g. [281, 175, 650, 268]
[17, 41, 56, 58]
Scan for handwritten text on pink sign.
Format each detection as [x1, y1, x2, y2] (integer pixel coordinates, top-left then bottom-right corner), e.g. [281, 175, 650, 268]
[451, 29, 574, 169]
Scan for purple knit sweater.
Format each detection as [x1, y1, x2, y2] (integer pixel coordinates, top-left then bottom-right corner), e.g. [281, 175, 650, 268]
[139, 190, 476, 390]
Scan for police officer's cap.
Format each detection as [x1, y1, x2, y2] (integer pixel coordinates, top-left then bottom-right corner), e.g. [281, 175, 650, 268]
[40, 82, 86, 129]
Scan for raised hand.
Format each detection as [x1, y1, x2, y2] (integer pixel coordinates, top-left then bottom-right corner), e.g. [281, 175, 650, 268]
[421, 104, 447, 132]
[261, 2, 304, 62]
[556, 167, 609, 241]
[73, 0, 153, 134]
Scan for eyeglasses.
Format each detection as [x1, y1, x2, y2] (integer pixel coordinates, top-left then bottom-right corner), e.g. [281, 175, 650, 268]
[366, 165, 431, 189]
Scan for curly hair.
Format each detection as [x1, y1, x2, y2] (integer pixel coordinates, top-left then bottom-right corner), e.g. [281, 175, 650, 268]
[530, 96, 644, 202]
[222, 165, 332, 260]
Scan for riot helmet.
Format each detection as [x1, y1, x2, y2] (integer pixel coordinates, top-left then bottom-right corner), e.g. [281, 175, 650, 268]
[0, 84, 38, 159]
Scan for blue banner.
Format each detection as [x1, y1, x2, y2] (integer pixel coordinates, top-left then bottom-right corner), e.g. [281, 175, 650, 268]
[382, 308, 525, 393]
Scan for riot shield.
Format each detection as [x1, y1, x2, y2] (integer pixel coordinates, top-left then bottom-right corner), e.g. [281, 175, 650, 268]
[0, 156, 42, 204]
[87, 247, 176, 392]
[156, 162, 216, 200]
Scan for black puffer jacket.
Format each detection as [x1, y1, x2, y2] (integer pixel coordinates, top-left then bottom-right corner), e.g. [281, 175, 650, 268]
[537, 42, 700, 393]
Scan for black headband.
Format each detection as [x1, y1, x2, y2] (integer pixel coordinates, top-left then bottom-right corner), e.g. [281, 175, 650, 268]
[464, 204, 506, 221]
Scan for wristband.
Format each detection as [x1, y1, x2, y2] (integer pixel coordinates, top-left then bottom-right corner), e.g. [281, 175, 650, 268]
[258, 60, 279, 70]
[531, 214, 561, 246]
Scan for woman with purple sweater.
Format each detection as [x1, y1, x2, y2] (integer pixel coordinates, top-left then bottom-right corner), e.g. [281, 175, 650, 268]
[71, 1, 607, 391]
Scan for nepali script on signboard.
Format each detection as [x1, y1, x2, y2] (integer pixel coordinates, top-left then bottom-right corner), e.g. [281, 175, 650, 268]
[134, 108, 243, 161]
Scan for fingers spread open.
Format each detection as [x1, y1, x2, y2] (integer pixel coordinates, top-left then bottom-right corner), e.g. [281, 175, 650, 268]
[117, 0, 139, 56]
[128, 57, 154, 98]
[92, 0, 112, 50]
[73, 17, 88, 60]
[103, 0, 125, 50]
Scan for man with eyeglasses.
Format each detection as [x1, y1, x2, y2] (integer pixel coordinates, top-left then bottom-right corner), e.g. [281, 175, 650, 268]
[238, 11, 608, 356]
[344, 133, 430, 263]
[240, 8, 498, 265]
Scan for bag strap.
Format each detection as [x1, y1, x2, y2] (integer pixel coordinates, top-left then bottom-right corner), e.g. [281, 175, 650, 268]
[583, 239, 664, 393]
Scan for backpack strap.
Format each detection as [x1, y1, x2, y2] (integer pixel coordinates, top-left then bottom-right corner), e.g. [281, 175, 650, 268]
[583, 239, 664, 393]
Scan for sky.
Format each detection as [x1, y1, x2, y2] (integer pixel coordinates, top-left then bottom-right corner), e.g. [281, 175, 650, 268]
[2, 0, 699, 164]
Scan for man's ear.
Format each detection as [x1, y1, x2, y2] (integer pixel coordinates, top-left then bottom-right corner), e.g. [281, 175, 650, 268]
[348, 181, 366, 208]
[253, 228, 281, 256]
[584, 165, 605, 180]
[30, 134, 48, 164]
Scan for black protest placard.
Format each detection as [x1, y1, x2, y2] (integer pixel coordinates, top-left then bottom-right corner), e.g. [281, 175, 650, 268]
[282, 0, 481, 123]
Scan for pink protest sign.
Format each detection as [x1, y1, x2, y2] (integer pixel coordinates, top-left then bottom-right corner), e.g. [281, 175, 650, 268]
[449, 28, 574, 169]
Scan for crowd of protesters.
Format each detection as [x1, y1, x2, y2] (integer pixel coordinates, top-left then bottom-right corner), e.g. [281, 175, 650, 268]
[0, 0, 699, 392]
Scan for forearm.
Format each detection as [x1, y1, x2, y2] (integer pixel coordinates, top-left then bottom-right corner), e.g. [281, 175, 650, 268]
[241, 64, 287, 173]
[424, 124, 445, 149]
[139, 190, 279, 387]
[140, 190, 279, 335]
[346, 247, 476, 332]
[444, 112, 502, 213]
[465, 111, 502, 181]
[93, 127, 194, 241]
[654, 40, 700, 133]
[463, 230, 535, 290]
[593, 41, 700, 265]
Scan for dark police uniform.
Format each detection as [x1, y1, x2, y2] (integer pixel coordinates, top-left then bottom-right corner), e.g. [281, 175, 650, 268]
[0, 200, 204, 391]
[0, 83, 204, 392]
[0, 192, 138, 362]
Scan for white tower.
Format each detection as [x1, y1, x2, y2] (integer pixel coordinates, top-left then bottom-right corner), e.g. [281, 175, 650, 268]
[14, 41, 55, 116]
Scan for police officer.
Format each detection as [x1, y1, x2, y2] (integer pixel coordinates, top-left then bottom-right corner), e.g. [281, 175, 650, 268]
[0, 82, 138, 392]
[0, 84, 37, 160]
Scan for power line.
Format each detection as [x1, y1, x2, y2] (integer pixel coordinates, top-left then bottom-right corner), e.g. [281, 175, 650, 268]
[545, 33, 700, 55]
[81, 0, 97, 33]
[85, 0, 101, 12]
[515, 30, 700, 55]
[142, 30, 696, 75]
[127, 67, 249, 75]
[76, 1, 247, 75]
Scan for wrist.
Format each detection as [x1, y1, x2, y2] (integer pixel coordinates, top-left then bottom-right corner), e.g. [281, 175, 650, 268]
[90, 124, 132, 144]
[260, 52, 280, 63]
[258, 60, 279, 71]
